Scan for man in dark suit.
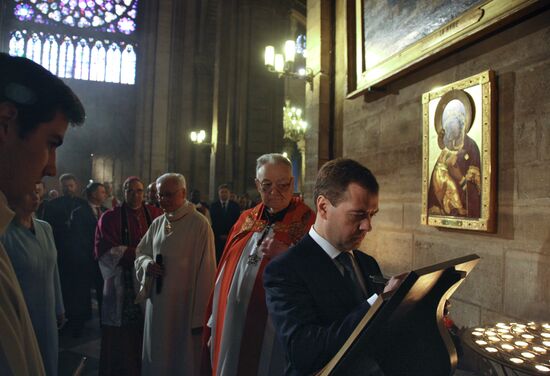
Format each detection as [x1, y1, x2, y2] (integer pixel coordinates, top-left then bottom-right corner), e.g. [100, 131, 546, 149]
[210, 183, 241, 262]
[63, 181, 107, 335]
[43, 174, 90, 334]
[264, 158, 406, 375]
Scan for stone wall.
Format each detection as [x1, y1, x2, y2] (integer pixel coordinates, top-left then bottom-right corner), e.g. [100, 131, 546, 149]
[333, 6, 550, 325]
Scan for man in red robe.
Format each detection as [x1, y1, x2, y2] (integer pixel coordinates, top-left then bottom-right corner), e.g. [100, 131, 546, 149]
[94, 176, 163, 376]
[202, 153, 315, 376]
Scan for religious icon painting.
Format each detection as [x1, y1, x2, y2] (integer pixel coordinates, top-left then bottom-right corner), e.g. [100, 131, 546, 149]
[421, 70, 496, 232]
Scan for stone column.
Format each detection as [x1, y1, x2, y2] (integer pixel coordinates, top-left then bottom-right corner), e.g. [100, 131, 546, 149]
[304, 0, 334, 204]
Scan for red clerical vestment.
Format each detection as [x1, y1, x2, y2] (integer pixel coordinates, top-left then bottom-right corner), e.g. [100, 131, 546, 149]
[94, 203, 163, 376]
[202, 198, 315, 376]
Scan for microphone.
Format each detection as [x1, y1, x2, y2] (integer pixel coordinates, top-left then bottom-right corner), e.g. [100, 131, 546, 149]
[155, 254, 163, 294]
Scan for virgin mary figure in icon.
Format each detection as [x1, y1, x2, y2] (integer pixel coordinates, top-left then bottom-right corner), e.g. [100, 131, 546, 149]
[428, 91, 481, 218]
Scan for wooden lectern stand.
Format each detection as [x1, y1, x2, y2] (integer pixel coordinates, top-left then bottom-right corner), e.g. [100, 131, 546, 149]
[317, 254, 480, 376]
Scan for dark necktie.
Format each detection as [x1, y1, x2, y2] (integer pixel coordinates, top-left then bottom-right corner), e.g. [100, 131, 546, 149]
[95, 207, 102, 219]
[336, 252, 366, 304]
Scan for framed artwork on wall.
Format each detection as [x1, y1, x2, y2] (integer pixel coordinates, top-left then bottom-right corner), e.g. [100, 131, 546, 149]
[421, 70, 496, 232]
[346, 0, 544, 98]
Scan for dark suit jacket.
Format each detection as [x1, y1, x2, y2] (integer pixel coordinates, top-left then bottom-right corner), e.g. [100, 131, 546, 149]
[210, 200, 241, 259]
[264, 234, 383, 376]
[44, 195, 89, 257]
[70, 203, 107, 269]
[64, 203, 107, 319]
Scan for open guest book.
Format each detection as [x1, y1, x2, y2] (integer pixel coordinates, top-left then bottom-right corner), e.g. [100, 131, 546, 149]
[317, 254, 480, 376]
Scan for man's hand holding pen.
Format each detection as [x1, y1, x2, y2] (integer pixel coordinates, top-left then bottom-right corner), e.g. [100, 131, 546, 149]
[383, 272, 408, 294]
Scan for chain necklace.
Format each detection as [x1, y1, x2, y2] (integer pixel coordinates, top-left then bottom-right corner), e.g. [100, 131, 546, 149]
[247, 224, 272, 266]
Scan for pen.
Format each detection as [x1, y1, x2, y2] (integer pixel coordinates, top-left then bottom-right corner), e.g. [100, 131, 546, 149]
[369, 275, 389, 285]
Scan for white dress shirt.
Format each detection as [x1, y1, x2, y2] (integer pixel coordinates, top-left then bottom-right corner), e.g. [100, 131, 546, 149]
[309, 226, 378, 305]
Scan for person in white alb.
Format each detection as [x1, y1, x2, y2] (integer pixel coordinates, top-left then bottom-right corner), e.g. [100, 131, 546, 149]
[135, 173, 216, 376]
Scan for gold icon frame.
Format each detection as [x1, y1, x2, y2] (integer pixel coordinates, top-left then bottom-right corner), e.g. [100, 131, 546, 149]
[346, 0, 544, 97]
[421, 70, 496, 232]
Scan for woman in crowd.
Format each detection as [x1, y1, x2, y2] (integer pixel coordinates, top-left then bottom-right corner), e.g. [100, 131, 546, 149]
[1, 184, 65, 376]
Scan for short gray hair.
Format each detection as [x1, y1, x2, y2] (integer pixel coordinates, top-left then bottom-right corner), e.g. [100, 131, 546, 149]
[256, 153, 292, 177]
[156, 173, 187, 190]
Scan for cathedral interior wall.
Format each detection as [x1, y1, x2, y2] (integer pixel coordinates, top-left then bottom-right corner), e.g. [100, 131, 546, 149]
[333, 5, 550, 325]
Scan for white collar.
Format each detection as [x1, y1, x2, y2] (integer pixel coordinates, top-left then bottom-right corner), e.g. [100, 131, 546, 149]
[0, 190, 15, 236]
[165, 200, 194, 222]
[309, 226, 345, 260]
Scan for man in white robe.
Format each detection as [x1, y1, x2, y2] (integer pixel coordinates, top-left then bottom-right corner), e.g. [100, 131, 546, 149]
[135, 173, 216, 376]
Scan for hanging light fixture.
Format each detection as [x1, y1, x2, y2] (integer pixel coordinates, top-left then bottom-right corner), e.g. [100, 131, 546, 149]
[283, 100, 307, 143]
[264, 34, 314, 88]
[189, 130, 212, 146]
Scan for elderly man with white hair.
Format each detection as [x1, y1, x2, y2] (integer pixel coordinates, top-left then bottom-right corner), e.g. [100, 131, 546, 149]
[202, 153, 315, 376]
[135, 173, 216, 376]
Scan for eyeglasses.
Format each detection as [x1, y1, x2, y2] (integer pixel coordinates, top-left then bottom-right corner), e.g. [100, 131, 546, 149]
[257, 179, 292, 193]
[158, 189, 183, 200]
[125, 189, 144, 194]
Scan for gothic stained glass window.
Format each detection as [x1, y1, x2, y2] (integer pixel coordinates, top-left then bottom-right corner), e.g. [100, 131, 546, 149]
[89, 41, 106, 81]
[105, 43, 121, 83]
[58, 36, 72, 78]
[8, 31, 25, 56]
[13, 0, 138, 35]
[296, 34, 306, 56]
[42, 35, 59, 74]
[120, 44, 136, 84]
[74, 38, 90, 80]
[25, 33, 42, 64]
[8, 0, 139, 85]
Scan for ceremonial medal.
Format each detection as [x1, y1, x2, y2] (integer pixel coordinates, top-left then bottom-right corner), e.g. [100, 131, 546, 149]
[247, 253, 261, 266]
[164, 221, 172, 235]
[247, 224, 272, 266]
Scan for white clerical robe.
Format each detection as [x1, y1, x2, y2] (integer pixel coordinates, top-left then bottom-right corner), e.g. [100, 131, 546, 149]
[135, 201, 216, 376]
[210, 229, 284, 376]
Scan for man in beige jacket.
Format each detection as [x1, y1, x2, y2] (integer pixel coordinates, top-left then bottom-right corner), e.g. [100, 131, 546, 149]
[0, 53, 85, 375]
